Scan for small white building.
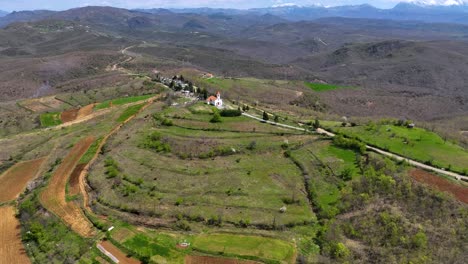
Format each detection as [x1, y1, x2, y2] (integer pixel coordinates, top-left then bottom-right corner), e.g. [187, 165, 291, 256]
[207, 91, 223, 109]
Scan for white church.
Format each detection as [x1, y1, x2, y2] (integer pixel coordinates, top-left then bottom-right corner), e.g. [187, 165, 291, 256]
[206, 91, 223, 109]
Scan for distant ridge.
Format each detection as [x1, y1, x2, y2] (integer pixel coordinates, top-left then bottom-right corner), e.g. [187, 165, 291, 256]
[3, 2, 468, 27]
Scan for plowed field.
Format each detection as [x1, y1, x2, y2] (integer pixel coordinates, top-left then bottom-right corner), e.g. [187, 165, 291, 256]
[410, 169, 468, 204]
[99, 241, 140, 264]
[0, 158, 46, 203]
[0, 206, 30, 264]
[39, 136, 96, 237]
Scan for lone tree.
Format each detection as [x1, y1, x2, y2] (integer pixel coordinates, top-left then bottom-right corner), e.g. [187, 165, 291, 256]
[263, 111, 269, 121]
[210, 111, 222, 123]
[313, 118, 320, 129]
[200, 88, 208, 100]
[274, 115, 279, 123]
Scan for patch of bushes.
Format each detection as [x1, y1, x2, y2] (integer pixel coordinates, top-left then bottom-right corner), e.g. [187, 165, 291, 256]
[19, 193, 93, 263]
[140, 131, 171, 153]
[220, 109, 242, 117]
[210, 111, 222, 123]
[198, 146, 234, 159]
[104, 157, 120, 179]
[332, 135, 366, 154]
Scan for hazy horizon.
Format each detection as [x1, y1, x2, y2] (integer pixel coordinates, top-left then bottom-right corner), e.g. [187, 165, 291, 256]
[0, 0, 462, 12]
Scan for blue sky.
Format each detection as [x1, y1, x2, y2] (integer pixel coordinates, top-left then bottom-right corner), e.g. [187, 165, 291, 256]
[0, 0, 439, 12]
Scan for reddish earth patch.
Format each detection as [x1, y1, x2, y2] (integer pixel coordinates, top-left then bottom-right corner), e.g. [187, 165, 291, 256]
[0, 158, 46, 203]
[99, 241, 140, 264]
[39, 136, 96, 237]
[410, 169, 468, 204]
[185, 255, 260, 264]
[0, 206, 31, 264]
[60, 104, 95, 123]
[68, 163, 87, 196]
[61, 109, 79, 123]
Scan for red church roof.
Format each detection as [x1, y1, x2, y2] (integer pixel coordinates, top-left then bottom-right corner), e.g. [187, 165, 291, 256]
[206, 96, 217, 102]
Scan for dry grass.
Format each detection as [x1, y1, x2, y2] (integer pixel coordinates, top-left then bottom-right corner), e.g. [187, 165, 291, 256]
[39, 137, 96, 237]
[0, 158, 46, 203]
[0, 206, 30, 264]
[19, 96, 65, 112]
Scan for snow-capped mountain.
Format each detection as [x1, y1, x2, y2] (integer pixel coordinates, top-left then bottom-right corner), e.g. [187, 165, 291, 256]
[407, 0, 467, 6]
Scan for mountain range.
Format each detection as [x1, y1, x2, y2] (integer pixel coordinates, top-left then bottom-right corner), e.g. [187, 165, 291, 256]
[2, 2, 468, 26]
[0, 4, 467, 122]
[166, 2, 468, 24]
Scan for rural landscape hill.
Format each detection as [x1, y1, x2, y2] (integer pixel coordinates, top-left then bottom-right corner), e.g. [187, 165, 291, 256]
[0, 2, 467, 264]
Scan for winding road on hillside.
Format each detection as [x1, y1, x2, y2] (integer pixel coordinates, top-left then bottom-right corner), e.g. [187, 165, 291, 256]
[109, 44, 139, 73]
[242, 113, 468, 181]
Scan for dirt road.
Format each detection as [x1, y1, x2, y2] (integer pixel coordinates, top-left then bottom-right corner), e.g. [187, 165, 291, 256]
[243, 113, 468, 181]
[315, 128, 468, 181]
[242, 113, 308, 132]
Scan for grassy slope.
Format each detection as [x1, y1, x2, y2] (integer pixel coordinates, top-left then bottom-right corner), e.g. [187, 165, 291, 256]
[332, 124, 468, 173]
[193, 233, 296, 263]
[40, 112, 62, 127]
[304, 82, 354, 92]
[79, 137, 103, 164]
[117, 103, 146, 122]
[95, 94, 154, 110]
[291, 140, 359, 218]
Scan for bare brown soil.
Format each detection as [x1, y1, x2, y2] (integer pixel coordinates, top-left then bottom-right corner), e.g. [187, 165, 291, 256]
[99, 241, 140, 264]
[185, 255, 260, 264]
[0, 158, 46, 203]
[0, 206, 31, 264]
[61, 103, 95, 123]
[77, 104, 95, 119]
[60, 108, 79, 123]
[39, 136, 96, 237]
[68, 163, 87, 196]
[410, 169, 468, 204]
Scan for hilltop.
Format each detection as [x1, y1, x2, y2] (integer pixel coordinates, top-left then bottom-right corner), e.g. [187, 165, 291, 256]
[0, 5, 466, 263]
